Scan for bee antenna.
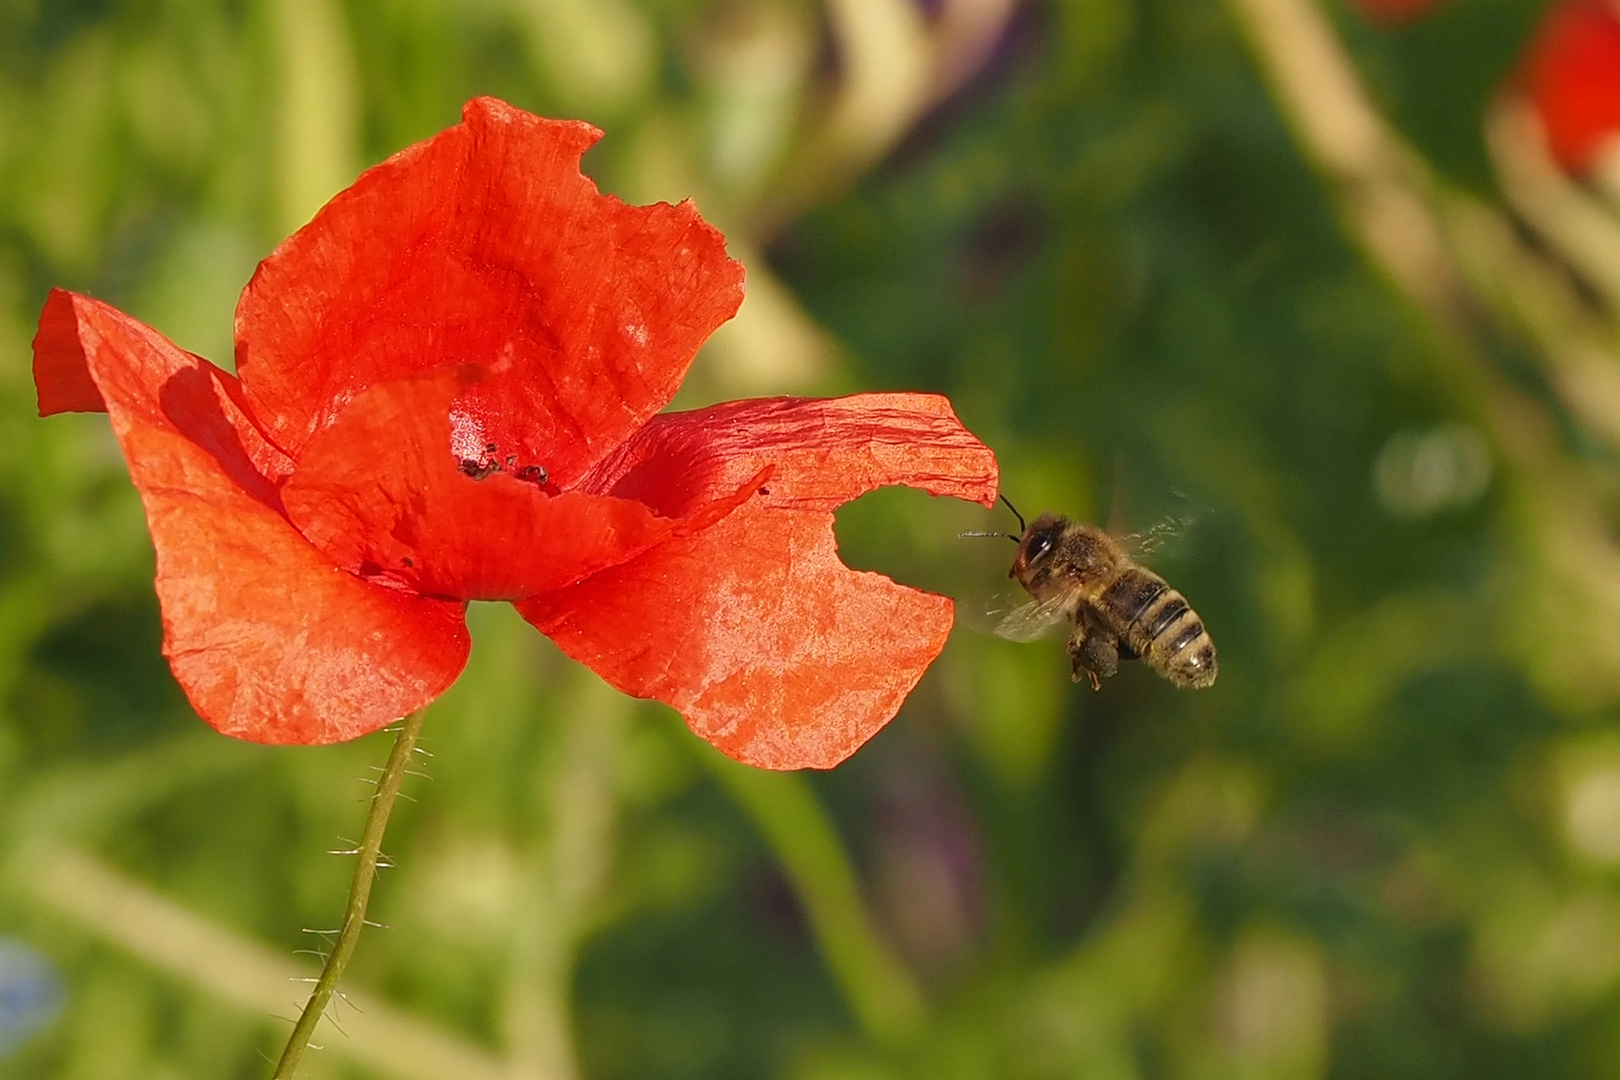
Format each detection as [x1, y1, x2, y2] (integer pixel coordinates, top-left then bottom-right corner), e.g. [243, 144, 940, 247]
[999, 493, 1026, 533]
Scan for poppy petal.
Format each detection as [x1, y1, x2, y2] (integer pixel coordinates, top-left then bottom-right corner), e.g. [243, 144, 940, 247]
[34, 288, 107, 415]
[517, 394, 999, 770]
[33, 292, 471, 744]
[280, 366, 768, 601]
[1522, 0, 1620, 173]
[580, 392, 999, 511]
[234, 96, 745, 486]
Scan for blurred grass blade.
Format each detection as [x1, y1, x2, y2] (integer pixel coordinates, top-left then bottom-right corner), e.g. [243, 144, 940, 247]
[511, 0, 654, 117]
[4, 735, 255, 852]
[696, 743, 926, 1046]
[272, 0, 359, 235]
[23, 845, 520, 1080]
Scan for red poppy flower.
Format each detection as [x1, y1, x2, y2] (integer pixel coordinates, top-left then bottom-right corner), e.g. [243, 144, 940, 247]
[1349, 0, 1449, 28]
[1520, 0, 1620, 174]
[32, 97, 998, 770]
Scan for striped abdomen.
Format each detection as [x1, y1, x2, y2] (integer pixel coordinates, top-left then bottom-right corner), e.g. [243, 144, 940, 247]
[1097, 567, 1218, 689]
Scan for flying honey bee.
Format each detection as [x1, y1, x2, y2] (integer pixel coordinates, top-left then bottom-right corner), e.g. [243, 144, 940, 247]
[970, 495, 1218, 690]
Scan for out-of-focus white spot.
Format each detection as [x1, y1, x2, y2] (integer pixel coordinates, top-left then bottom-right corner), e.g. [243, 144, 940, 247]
[1374, 423, 1492, 518]
[1212, 927, 1328, 1075]
[1478, 890, 1620, 1026]
[409, 834, 521, 943]
[692, 2, 812, 195]
[1567, 766, 1620, 863]
[512, 0, 654, 114]
[1542, 893, 1620, 996]
[625, 322, 649, 346]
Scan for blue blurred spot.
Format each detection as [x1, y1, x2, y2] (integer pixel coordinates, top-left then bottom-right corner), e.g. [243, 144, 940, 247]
[0, 939, 63, 1057]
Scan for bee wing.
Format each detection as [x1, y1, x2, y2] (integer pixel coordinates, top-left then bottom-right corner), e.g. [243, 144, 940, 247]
[1108, 460, 1210, 563]
[958, 586, 1046, 636]
[993, 596, 1072, 642]
[1119, 495, 1210, 562]
[1121, 515, 1190, 560]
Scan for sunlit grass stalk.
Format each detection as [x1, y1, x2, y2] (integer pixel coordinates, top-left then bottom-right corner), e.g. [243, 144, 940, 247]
[696, 742, 926, 1045]
[271, 707, 427, 1079]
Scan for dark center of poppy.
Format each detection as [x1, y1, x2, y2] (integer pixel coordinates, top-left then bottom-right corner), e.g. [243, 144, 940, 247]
[457, 440, 552, 489]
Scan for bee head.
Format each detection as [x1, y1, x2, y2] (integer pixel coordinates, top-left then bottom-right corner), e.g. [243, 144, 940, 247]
[1010, 513, 1067, 580]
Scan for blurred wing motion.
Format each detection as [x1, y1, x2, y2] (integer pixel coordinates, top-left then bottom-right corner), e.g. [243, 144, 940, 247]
[993, 595, 1071, 642]
[1119, 499, 1211, 562]
[1121, 515, 1190, 560]
[955, 584, 1054, 638]
[1108, 467, 1209, 563]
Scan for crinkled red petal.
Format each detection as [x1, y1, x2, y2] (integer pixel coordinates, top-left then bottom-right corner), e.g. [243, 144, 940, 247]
[281, 366, 768, 601]
[34, 291, 471, 744]
[579, 393, 1000, 511]
[234, 96, 745, 486]
[517, 394, 999, 770]
[1523, 0, 1620, 172]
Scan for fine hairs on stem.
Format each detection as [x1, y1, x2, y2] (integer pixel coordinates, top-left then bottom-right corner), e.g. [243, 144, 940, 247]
[270, 708, 428, 1079]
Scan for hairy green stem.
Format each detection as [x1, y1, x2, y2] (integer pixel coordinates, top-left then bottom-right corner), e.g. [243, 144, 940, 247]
[271, 708, 427, 1079]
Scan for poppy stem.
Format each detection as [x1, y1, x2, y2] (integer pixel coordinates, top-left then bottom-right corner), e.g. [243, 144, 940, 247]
[270, 708, 428, 1080]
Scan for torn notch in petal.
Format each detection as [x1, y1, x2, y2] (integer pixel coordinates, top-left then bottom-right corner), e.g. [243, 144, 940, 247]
[520, 393, 1000, 769]
[520, 502, 956, 770]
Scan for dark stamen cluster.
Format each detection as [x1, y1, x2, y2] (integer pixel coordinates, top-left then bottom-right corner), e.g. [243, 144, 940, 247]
[457, 441, 549, 486]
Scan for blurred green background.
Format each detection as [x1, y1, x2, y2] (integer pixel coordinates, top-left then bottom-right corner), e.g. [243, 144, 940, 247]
[8, 0, 1620, 1077]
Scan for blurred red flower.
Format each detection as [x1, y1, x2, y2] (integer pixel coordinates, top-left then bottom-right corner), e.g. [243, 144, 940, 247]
[1521, 0, 1620, 173]
[33, 97, 998, 770]
[1349, 0, 1449, 28]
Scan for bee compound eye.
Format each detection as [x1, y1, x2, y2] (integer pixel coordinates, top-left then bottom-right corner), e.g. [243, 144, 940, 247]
[1028, 530, 1057, 560]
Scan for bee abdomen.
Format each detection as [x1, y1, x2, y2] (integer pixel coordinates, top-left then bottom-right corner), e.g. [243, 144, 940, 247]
[1099, 569, 1168, 630]
[1123, 577, 1217, 689]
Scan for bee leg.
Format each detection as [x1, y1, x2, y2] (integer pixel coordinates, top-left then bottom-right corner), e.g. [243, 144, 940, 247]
[1064, 627, 1092, 687]
[1066, 647, 1105, 691]
[1063, 644, 1092, 688]
[1066, 619, 1120, 690]
[1062, 608, 1127, 693]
